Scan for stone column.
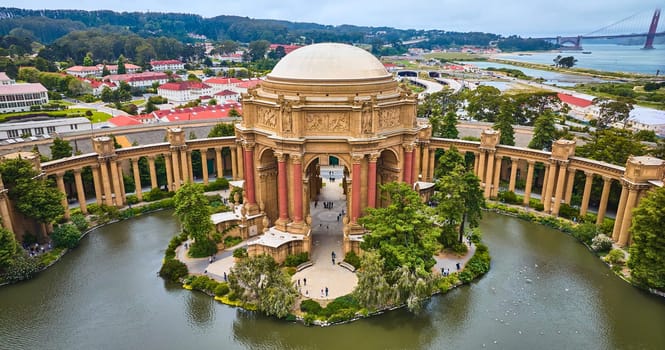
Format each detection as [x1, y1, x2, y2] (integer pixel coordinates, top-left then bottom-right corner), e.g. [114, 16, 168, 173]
[99, 162, 113, 206]
[243, 143, 256, 205]
[421, 146, 430, 182]
[612, 184, 629, 241]
[110, 160, 123, 206]
[187, 151, 194, 183]
[171, 151, 181, 191]
[413, 144, 421, 182]
[596, 177, 612, 225]
[428, 149, 436, 181]
[477, 151, 487, 188]
[215, 147, 224, 179]
[132, 159, 142, 201]
[148, 156, 157, 189]
[0, 192, 13, 233]
[579, 172, 594, 217]
[368, 153, 379, 208]
[508, 158, 518, 192]
[403, 144, 414, 184]
[483, 151, 495, 198]
[552, 162, 568, 216]
[201, 149, 209, 185]
[291, 154, 303, 222]
[618, 186, 639, 246]
[543, 162, 557, 213]
[473, 152, 480, 177]
[165, 154, 173, 191]
[230, 145, 238, 180]
[276, 152, 289, 223]
[91, 164, 103, 205]
[523, 160, 535, 206]
[180, 150, 190, 184]
[236, 143, 244, 179]
[351, 154, 363, 223]
[564, 169, 576, 204]
[491, 156, 502, 198]
[55, 172, 70, 219]
[73, 169, 87, 214]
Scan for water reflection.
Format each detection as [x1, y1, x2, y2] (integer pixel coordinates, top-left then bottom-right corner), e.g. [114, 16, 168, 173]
[184, 291, 215, 328]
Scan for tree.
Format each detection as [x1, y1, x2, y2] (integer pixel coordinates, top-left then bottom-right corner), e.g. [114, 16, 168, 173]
[494, 102, 515, 145]
[228, 254, 297, 318]
[558, 56, 577, 68]
[359, 182, 438, 274]
[50, 138, 73, 160]
[437, 111, 459, 139]
[267, 45, 286, 60]
[101, 65, 110, 76]
[217, 40, 239, 54]
[83, 52, 93, 66]
[208, 123, 235, 137]
[593, 98, 634, 129]
[248, 40, 270, 61]
[0, 227, 18, 272]
[576, 128, 646, 166]
[628, 186, 665, 292]
[173, 183, 214, 257]
[528, 111, 558, 151]
[434, 145, 466, 179]
[391, 264, 435, 313]
[353, 251, 391, 310]
[117, 54, 126, 74]
[51, 223, 81, 249]
[464, 86, 502, 122]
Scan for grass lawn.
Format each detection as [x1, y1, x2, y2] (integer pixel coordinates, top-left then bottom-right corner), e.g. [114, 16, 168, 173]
[424, 52, 489, 61]
[0, 108, 112, 123]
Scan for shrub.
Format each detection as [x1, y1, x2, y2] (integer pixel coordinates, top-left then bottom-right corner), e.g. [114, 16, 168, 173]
[165, 232, 188, 260]
[451, 242, 468, 254]
[120, 208, 136, 220]
[303, 313, 316, 326]
[143, 188, 174, 202]
[284, 252, 309, 267]
[529, 199, 544, 211]
[214, 283, 230, 296]
[605, 249, 625, 265]
[284, 267, 296, 276]
[126, 195, 139, 205]
[328, 309, 357, 323]
[498, 190, 519, 204]
[591, 234, 613, 252]
[572, 222, 597, 245]
[233, 247, 247, 258]
[223, 235, 242, 248]
[188, 239, 217, 258]
[190, 275, 214, 292]
[300, 299, 323, 315]
[51, 224, 82, 249]
[70, 212, 88, 232]
[344, 251, 361, 269]
[3, 253, 39, 282]
[321, 295, 360, 318]
[557, 203, 579, 220]
[159, 259, 188, 282]
[204, 177, 230, 192]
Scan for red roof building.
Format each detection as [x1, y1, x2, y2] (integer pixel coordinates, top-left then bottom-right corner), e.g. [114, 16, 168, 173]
[557, 93, 593, 108]
[150, 59, 185, 72]
[105, 72, 169, 88]
[157, 81, 213, 103]
[269, 44, 302, 55]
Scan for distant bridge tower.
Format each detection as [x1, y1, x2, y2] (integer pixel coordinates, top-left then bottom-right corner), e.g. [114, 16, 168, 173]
[557, 36, 582, 50]
[644, 8, 661, 49]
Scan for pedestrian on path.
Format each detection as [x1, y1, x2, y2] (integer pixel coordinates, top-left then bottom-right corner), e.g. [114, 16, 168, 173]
[304, 278, 307, 286]
[325, 287, 329, 297]
[223, 272, 227, 282]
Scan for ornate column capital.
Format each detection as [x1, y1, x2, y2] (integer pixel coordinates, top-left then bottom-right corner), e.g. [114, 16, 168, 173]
[291, 153, 302, 164]
[55, 171, 65, 178]
[584, 171, 594, 178]
[526, 159, 536, 165]
[403, 143, 415, 152]
[275, 152, 287, 162]
[73, 168, 82, 174]
[368, 152, 380, 162]
[602, 175, 613, 183]
[351, 153, 364, 164]
[242, 140, 256, 150]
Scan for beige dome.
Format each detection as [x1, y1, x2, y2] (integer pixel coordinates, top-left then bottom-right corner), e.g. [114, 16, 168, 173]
[267, 43, 391, 82]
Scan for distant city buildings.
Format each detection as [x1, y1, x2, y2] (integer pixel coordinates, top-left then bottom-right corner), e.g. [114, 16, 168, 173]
[65, 64, 141, 78]
[150, 60, 185, 72]
[157, 81, 213, 103]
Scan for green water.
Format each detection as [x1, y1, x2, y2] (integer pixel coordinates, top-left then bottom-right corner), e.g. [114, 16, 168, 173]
[1, 210, 663, 350]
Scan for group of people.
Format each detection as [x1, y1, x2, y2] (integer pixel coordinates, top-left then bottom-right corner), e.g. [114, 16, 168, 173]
[323, 201, 334, 209]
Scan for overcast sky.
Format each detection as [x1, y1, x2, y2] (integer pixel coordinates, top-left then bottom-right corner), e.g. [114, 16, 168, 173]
[1, 0, 662, 37]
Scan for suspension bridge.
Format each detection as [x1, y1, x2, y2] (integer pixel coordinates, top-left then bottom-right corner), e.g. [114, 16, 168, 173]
[537, 8, 662, 50]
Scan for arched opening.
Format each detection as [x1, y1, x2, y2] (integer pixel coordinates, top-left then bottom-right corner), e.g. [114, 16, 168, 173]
[377, 149, 399, 208]
[256, 148, 278, 224]
[306, 154, 349, 265]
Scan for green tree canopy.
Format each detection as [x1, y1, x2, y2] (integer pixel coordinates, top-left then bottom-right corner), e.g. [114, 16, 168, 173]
[0, 227, 19, 271]
[464, 86, 503, 122]
[228, 254, 297, 318]
[208, 123, 236, 137]
[628, 186, 665, 292]
[50, 137, 73, 160]
[117, 54, 127, 74]
[593, 98, 634, 129]
[576, 128, 647, 166]
[173, 183, 213, 256]
[528, 111, 558, 151]
[359, 182, 438, 274]
[494, 102, 515, 145]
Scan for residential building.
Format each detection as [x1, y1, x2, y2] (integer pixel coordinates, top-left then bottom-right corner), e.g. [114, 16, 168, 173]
[66, 64, 141, 78]
[104, 72, 169, 88]
[157, 81, 213, 103]
[0, 72, 15, 85]
[0, 82, 49, 113]
[627, 106, 665, 136]
[150, 60, 185, 72]
[0, 117, 91, 141]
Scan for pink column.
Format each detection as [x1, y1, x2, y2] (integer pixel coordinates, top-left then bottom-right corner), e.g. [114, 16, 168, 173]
[403, 145, 414, 184]
[351, 154, 362, 223]
[367, 153, 378, 208]
[292, 155, 303, 222]
[277, 153, 289, 221]
[243, 143, 256, 205]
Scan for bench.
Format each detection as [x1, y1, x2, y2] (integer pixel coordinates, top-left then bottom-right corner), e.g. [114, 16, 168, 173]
[339, 261, 356, 272]
[296, 261, 314, 272]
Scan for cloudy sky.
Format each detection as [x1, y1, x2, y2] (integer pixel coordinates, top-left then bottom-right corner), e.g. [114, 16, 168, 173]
[1, 0, 662, 37]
